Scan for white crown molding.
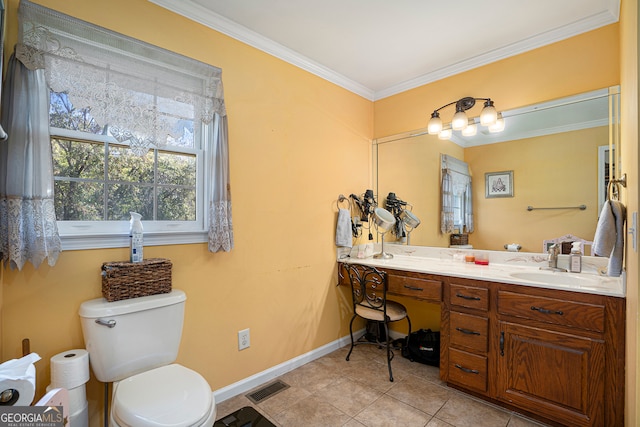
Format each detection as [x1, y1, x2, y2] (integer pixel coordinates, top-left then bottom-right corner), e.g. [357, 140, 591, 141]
[148, 0, 375, 100]
[149, 0, 619, 102]
[375, 9, 620, 100]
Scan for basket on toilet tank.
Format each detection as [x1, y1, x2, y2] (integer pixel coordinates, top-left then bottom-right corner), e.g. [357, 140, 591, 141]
[101, 258, 172, 302]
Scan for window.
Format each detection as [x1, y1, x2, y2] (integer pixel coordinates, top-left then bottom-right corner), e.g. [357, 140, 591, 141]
[17, 1, 230, 251]
[50, 90, 206, 242]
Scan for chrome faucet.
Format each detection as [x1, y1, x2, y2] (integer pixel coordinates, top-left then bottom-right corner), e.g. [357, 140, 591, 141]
[543, 243, 567, 272]
[548, 243, 560, 269]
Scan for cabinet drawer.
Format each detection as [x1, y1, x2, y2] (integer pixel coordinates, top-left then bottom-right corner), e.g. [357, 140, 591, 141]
[448, 348, 487, 392]
[388, 274, 442, 303]
[450, 311, 488, 353]
[498, 290, 605, 333]
[450, 283, 489, 311]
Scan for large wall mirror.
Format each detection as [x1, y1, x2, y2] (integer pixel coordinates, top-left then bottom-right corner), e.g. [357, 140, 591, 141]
[374, 86, 621, 253]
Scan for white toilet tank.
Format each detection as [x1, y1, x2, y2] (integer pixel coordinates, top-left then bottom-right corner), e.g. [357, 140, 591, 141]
[79, 290, 186, 383]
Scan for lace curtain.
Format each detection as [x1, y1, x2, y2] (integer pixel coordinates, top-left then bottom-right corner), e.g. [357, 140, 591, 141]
[440, 154, 473, 234]
[6, 0, 234, 255]
[0, 54, 62, 270]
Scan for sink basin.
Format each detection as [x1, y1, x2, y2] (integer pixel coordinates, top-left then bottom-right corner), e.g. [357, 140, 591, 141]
[509, 271, 605, 288]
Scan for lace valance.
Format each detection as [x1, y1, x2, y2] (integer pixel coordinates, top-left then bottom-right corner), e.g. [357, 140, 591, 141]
[17, 0, 226, 153]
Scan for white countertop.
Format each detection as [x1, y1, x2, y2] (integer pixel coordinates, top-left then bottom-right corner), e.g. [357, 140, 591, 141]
[338, 244, 625, 298]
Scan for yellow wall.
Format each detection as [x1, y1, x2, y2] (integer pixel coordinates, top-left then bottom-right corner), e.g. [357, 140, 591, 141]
[465, 127, 607, 252]
[0, 0, 372, 424]
[374, 24, 619, 138]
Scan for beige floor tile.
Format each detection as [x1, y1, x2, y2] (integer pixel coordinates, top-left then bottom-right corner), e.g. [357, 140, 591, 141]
[272, 395, 351, 427]
[257, 385, 311, 419]
[426, 418, 455, 427]
[279, 359, 342, 394]
[214, 345, 555, 427]
[343, 419, 367, 427]
[435, 393, 511, 427]
[386, 375, 453, 415]
[354, 394, 432, 427]
[313, 376, 383, 417]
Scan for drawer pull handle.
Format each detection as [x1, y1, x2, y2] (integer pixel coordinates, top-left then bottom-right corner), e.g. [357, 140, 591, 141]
[500, 331, 504, 356]
[455, 364, 479, 374]
[404, 285, 424, 291]
[456, 293, 481, 301]
[456, 327, 481, 336]
[531, 306, 564, 316]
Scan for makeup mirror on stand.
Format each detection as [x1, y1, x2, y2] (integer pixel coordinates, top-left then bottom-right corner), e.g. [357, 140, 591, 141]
[373, 207, 396, 259]
[400, 210, 421, 244]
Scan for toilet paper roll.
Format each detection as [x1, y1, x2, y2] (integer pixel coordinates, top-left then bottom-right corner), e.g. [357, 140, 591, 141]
[0, 364, 36, 406]
[47, 383, 86, 413]
[70, 399, 89, 427]
[50, 349, 90, 390]
[506, 243, 521, 252]
[0, 353, 40, 406]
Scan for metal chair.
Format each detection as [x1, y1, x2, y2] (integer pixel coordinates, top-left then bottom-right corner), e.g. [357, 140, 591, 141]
[343, 263, 411, 381]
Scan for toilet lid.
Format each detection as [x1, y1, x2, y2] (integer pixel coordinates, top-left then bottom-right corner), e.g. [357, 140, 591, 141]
[113, 364, 213, 427]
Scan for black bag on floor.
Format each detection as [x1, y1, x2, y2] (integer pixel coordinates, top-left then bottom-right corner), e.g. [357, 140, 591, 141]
[364, 320, 387, 343]
[402, 328, 440, 366]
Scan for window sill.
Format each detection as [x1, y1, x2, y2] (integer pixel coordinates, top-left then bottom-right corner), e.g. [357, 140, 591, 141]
[60, 231, 208, 251]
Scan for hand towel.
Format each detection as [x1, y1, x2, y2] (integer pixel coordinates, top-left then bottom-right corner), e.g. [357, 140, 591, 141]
[336, 208, 352, 248]
[593, 200, 626, 276]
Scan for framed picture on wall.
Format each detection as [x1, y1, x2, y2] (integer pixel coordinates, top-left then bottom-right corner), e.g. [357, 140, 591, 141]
[485, 171, 514, 198]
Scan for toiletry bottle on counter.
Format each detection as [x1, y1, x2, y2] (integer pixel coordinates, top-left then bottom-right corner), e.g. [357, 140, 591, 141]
[129, 212, 144, 263]
[569, 242, 582, 273]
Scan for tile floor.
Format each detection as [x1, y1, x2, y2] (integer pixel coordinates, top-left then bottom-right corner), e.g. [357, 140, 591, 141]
[215, 344, 552, 427]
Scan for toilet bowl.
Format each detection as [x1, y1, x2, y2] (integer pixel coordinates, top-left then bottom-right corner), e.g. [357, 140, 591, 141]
[79, 290, 215, 427]
[110, 364, 215, 427]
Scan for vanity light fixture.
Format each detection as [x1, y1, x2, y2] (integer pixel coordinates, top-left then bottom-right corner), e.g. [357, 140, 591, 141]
[427, 97, 504, 139]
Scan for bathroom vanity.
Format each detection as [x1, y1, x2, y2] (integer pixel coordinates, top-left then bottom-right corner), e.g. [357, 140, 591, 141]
[337, 245, 625, 427]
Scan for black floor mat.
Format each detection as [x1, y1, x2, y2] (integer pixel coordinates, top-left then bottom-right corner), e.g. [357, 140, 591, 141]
[213, 406, 276, 427]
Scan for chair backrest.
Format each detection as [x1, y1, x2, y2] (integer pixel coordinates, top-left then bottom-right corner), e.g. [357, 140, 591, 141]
[343, 263, 388, 315]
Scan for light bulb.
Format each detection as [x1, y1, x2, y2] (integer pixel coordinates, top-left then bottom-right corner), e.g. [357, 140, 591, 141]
[480, 100, 497, 126]
[462, 122, 477, 136]
[489, 113, 505, 132]
[427, 112, 442, 135]
[438, 128, 452, 140]
[451, 110, 468, 130]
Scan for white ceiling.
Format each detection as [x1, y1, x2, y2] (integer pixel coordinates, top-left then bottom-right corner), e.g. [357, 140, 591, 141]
[149, 0, 619, 101]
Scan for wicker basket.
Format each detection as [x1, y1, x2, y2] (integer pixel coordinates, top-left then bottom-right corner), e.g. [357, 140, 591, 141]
[450, 233, 469, 246]
[101, 258, 172, 302]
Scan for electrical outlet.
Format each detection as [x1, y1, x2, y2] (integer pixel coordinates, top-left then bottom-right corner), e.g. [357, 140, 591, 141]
[238, 328, 250, 350]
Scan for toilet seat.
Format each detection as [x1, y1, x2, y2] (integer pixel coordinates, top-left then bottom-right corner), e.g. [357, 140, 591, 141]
[112, 364, 214, 427]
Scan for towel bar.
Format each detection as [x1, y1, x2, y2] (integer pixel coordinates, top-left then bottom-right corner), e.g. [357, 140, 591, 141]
[527, 205, 586, 211]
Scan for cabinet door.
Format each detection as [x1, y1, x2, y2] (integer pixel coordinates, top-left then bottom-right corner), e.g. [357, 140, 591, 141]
[496, 322, 605, 427]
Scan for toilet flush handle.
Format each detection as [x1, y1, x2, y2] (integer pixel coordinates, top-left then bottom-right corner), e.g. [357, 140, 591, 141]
[95, 319, 116, 328]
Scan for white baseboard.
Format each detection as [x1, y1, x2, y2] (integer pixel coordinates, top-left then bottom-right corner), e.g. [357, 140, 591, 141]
[213, 330, 361, 403]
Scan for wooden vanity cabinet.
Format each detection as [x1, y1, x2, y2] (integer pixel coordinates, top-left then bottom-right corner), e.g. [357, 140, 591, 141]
[494, 284, 625, 427]
[442, 278, 491, 395]
[338, 263, 625, 426]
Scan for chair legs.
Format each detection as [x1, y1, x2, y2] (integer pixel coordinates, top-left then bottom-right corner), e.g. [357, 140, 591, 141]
[345, 314, 357, 361]
[345, 315, 412, 383]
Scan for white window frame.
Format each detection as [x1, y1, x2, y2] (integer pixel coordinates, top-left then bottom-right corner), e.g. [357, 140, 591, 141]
[52, 126, 211, 251]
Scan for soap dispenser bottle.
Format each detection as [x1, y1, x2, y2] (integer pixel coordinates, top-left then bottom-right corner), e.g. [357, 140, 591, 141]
[129, 212, 144, 263]
[569, 242, 582, 273]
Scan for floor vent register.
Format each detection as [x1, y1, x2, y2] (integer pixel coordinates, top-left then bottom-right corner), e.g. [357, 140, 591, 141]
[245, 380, 290, 404]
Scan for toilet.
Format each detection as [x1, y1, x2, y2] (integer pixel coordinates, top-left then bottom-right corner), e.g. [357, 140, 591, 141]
[79, 290, 216, 427]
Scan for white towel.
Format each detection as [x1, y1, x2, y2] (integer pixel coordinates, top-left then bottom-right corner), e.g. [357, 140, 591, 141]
[593, 200, 626, 276]
[336, 208, 352, 248]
